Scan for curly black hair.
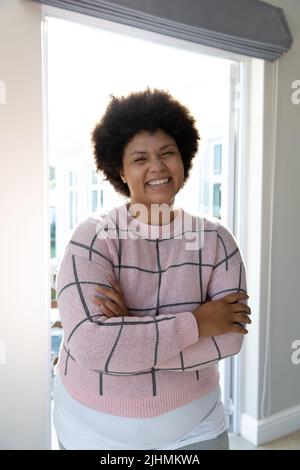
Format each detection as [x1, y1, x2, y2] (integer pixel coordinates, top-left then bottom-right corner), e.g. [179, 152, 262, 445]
[91, 87, 200, 198]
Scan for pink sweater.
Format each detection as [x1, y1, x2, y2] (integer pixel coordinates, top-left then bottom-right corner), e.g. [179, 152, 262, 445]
[56, 202, 247, 418]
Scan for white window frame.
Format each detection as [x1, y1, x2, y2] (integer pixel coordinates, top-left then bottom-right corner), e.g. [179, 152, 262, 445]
[89, 168, 105, 213]
[67, 169, 78, 230]
[208, 139, 223, 219]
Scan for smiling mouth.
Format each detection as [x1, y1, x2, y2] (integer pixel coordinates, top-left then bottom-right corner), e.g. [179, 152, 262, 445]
[146, 177, 171, 189]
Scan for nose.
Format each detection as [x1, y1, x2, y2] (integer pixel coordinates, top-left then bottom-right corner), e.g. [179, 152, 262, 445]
[148, 154, 166, 172]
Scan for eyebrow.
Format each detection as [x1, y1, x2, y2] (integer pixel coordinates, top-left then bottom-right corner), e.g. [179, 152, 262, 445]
[129, 143, 176, 157]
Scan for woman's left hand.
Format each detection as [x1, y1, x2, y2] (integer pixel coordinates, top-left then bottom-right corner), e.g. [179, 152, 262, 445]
[92, 275, 129, 317]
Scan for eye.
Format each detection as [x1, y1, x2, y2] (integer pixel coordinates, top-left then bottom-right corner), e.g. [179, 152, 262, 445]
[134, 157, 146, 162]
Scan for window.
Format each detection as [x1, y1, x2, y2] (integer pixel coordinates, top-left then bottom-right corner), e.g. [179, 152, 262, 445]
[49, 166, 56, 258]
[90, 170, 105, 212]
[199, 140, 223, 219]
[92, 170, 98, 185]
[50, 206, 56, 258]
[213, 183, 222, 219]
[92, 189, 98, 212]
[50, 166, 56, 188]
[45, 12, 245, 440]
[68, 170, 78, 230]
[213, 144, 222, 175]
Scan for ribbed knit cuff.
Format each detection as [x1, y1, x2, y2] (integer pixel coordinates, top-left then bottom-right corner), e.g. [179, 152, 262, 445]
[176, 312, 199, 351]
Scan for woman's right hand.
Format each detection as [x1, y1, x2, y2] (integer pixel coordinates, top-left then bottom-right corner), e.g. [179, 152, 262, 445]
[192, 292, 251, 337]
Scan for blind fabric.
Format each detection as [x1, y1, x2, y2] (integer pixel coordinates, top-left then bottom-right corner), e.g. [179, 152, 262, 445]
[36, 0, 293, 60]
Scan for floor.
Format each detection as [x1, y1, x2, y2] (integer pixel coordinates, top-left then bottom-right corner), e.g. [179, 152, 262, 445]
[229, 429, 300, 450]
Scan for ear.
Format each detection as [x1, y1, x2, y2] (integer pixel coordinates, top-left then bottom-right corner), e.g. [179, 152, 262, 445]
[119, 169, 126, 184]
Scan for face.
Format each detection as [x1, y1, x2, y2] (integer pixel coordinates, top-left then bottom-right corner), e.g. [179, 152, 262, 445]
[120, 129, 184, 210]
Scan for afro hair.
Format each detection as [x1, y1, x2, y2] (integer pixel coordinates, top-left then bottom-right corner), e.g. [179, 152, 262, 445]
[91, 87, 200, 198]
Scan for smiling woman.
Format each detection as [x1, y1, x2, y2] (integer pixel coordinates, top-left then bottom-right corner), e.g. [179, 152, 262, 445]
[92, 88, 199, 226]
[120, 129, 184, 225]
[53, 88, 250, 450]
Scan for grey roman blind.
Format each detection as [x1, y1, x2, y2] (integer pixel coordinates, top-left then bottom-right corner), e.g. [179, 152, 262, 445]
[35, 0, 293, 61]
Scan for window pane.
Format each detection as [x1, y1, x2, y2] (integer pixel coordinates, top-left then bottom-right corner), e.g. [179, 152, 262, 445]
[50, 166, 56, 189]
[213, 144, 222, 175]
[50, 206, 56, 258]
[75, 191, 78, 225]
[92, 171, 98, 185]
[69, 171, 73, 186]
[213, 183, 222, 219]
[92, 189, 98, 212]
[69, 191, 73, 229]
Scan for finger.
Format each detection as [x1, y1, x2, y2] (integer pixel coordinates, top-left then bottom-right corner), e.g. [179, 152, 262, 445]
[104, 298, 128, 316]
[232, 303, 251, 315]
[95, 287, 123, 310]
[232, 312, 252, 324]
[103, 298, 122, 315]
[92, 297, 117, 317]
[92, 295, 105, 306]
[107, 275, 122, 294]
[231, 324, 248, 334]
[224, 292, 249, 304]
[99, 304, 118, 317]
[92, 295, 118, 313]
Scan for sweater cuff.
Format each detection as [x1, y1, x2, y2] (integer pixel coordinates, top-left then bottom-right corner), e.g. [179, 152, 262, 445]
[176, 312, 199, 351]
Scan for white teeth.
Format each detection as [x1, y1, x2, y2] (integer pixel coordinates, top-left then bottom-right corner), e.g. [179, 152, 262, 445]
[147, 177, 169, 186]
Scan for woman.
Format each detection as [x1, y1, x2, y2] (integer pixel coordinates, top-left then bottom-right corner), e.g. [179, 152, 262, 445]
[53, 88, 251, 450]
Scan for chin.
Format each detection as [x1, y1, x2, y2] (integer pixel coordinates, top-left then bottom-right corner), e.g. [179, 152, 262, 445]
[147, 200, 174, 209]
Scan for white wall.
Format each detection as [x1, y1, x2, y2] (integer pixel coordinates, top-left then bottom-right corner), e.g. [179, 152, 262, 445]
[262, 0, 300, 416]
[0, 0, 50, 449]
[240, 0, 300, 445]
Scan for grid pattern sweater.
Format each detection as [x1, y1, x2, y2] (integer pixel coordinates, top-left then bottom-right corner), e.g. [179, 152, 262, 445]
[56, 202, 248, 418]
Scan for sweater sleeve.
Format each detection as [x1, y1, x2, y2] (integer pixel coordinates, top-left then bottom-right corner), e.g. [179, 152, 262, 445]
[155, 222, 248, 372]
[56, 241, 200, 375]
